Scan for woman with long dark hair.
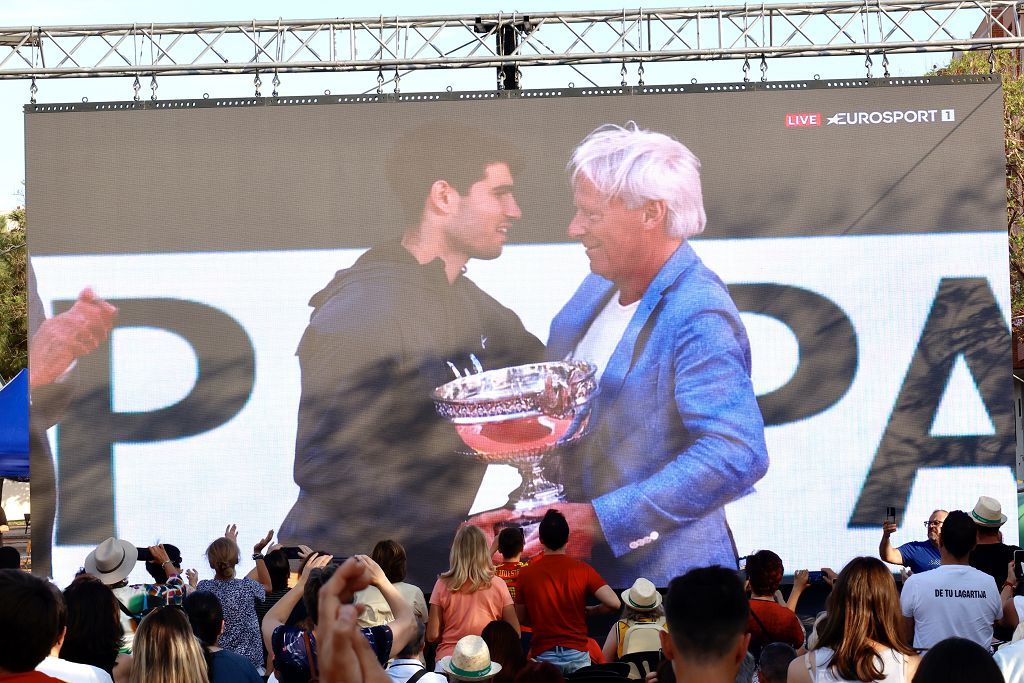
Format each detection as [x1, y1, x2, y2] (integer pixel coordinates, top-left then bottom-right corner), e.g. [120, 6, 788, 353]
[183, 591, 262, 683]
[60, 575, 132, 683]
[788, 557, 919, 683]
[482, 619, 527, 683]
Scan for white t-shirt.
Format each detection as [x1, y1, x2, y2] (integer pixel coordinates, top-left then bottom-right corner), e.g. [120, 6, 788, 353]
[571, 291, 640, 382]
[995, 639, 1024, 683]
[387, 658, 448, 683]
[37, 656, 114, 683]
[808, 646, 909, 683]
[899, 564, 1002, 649]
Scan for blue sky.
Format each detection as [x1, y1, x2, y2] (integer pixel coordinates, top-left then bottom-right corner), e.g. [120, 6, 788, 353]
[0, 1, 969, 211]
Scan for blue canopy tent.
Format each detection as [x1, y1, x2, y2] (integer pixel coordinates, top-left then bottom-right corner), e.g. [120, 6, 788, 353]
[0, 369, 29, 479]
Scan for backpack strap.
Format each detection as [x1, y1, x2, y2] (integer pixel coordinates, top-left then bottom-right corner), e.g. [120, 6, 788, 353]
[407, 669, 430, 683]
[303, 630, 319, 683]
[616, 620, 628, 658]
[116, 599, 135, 618]
[749, 604, 775, 644]
[806, 650, 817, 683]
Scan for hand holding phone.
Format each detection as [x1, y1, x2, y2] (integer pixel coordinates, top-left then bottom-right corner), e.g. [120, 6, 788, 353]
[886, 506, 897, 525]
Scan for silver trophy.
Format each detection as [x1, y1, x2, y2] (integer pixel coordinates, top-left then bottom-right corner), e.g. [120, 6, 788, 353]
[432, 360, 599, 514]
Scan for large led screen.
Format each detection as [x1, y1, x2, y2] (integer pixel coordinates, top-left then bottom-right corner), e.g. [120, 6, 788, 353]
[26, 77, 1012, 589]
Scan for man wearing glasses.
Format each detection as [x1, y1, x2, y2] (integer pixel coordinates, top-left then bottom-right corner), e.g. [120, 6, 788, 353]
[880, 509, 947, 574]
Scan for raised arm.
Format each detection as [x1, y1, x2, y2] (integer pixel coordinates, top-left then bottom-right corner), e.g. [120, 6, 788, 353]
[248, 529, 275, 593]
[262, 553, 332, 653]
[354, 554, 416, 660]
[786, 570, 809, 613]
[879, 521, 904, 566]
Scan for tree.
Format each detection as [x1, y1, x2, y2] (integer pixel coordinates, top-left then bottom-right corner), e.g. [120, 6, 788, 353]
[934, 50, 1024, 316]
[0, 207, 27, 382]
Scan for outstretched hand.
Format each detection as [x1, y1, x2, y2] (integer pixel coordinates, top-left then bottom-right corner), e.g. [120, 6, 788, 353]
[353, 554, 388, 588]
[254, 529, 274, 554]
[30, 287, 117, 389]
[300, 553, 333, 582]
[224, 524, 238, 542]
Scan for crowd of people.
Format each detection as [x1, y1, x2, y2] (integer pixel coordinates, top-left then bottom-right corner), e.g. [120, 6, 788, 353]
[3, 495, 1024, 683]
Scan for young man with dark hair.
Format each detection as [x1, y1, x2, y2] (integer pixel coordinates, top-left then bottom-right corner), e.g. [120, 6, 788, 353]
[660, 566, 751, 683]
[494, 527, 528, 600]
[0, 569, 67, 682]
[900, 509, 1009, 649]
[514, 510, 621, 674]
[278, 122, 544, 585]
[385, 620, 447, 683]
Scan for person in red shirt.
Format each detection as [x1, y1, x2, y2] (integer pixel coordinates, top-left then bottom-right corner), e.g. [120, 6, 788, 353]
[744, 550, 806, 656]
[493, 527, 529, 601]
[514, 510, 621, 674]
[0, 569, 66, 683]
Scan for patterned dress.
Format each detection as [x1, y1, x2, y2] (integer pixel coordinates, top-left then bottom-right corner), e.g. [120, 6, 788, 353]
[196, 577, 266, 669]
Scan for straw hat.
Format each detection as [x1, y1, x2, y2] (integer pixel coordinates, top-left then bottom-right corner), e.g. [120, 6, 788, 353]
[971, 496, 1007, 528]
[83, 537, 138, 585]
[439, 635, 502, 680]
[620, 577, 662, 611]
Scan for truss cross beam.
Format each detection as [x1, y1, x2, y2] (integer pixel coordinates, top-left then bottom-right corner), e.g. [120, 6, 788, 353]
[0, 1, 1022, 80]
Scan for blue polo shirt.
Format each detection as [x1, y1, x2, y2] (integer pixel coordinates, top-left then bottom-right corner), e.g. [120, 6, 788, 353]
[898, 540, 941, 573]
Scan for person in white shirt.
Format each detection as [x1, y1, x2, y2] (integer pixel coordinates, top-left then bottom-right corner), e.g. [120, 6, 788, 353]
[37, 654, 113, 683]
[995, 639, 1024, 683]
[900, 510, 1012, 650]
[386, 621, 447, 683]
[355, 540, 428, 627]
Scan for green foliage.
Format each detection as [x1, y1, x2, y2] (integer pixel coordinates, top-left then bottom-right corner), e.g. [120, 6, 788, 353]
[934, 51, 1024, 315]
[0, 207, 27, 383]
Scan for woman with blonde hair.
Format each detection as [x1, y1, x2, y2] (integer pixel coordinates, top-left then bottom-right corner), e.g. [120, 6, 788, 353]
[428, 525, 520, 663]
[788, 557, 919, 683]
[128, 606, 209, 683]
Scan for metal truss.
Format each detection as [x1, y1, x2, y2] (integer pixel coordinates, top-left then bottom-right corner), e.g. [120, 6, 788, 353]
[1, 1, 1022, 81]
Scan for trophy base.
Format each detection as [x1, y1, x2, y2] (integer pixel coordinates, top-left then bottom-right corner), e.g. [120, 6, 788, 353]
[511, 485, 564, 513]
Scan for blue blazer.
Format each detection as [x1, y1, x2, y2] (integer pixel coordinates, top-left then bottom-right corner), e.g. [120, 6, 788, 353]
[547, 242, 769, 586]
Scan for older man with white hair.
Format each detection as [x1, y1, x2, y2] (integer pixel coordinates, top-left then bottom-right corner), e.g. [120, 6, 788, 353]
[533, 122, 768, 585]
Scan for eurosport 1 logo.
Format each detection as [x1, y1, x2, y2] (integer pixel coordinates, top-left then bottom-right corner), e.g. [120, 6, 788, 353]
[785, 109, 955, 128]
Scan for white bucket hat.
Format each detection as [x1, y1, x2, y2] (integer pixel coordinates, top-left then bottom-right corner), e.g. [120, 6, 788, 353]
[620, 577, 662, 611]
[971, 496, 1007, 528]
[439, 635, 502, 680]
[83, 537, 138, 585]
